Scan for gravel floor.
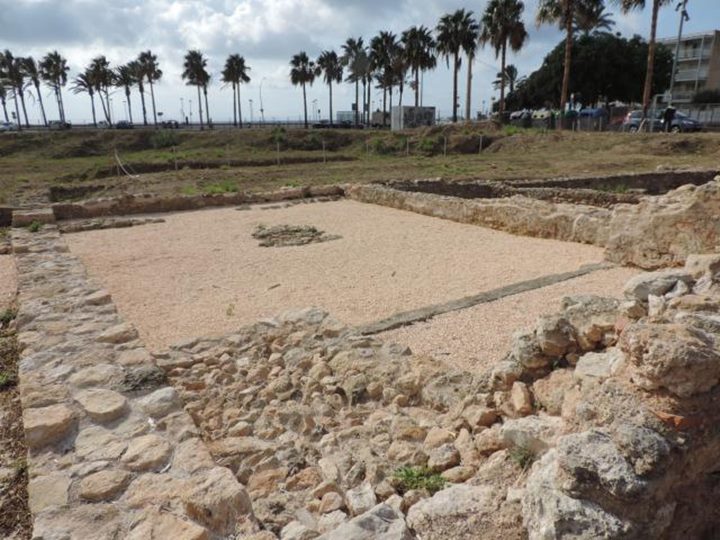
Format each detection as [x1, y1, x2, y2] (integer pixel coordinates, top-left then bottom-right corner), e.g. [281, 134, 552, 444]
[66, 200, 611, 351]
[380, 266, 640, 372]
[0, 256, 17, 311]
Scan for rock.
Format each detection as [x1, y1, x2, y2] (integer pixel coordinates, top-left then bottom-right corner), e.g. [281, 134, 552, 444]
[68, 364, 124, 388]
[121, 434, 172, 472]
[127, 509, 209, 540]
[461, 405, 497, 429]
[97, 322, 139, 344]
[317, 510, 347, 533]
[613, 423, 671, 477]
[561, 295, 619, 351]
[685, 253, 720, 278]
[508, 332, 549, 370]
[387, 440, 426, 466]
[83, 290, 112, 306]
[79, 470, 132, 502]
[74, 388, 128, 423]
[320, 492, 345, 513]
[474, 425, 506, 455]
[532, 369, 575, 416]
[440, 466, 475, 483]
[183, 466, 253, 535]
[423, 427, 455, 450]
[535, 315, 577, 358]
[453, 428, 481, 466]
[138, 387, 181, 418]
[281, 520, 319, 540]
[406, 484, 494, 538]
[500, 415, 564, 454]
[623, 270, 694, 303]
[23, 403, 75, 449]
[248, 467, 289, 498]
[427, 443, 461, 472]
[316, 503, 411, 540]
[510, 382, 533, 416]
[620, 321, 720, 397]
[286, 467, 323, 491]
[28, 472, 70, 512]
[574, 348, 624, 383]
[345, 482, 377, 516]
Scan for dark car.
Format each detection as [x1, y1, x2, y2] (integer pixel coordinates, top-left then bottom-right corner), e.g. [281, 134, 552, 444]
[115, 121, 134, 130]
[48, 120, 71, 130]
[622, 110, 702, 133]
[161, 120, 180, 129]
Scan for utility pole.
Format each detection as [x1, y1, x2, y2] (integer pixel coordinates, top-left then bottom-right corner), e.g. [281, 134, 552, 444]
[669, 0, 690, 106]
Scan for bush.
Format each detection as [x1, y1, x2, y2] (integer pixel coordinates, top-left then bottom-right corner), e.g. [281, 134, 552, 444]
[27, 221, 42, 233]
[149, 130, 180, 149]
[509, 445, 536, 470]
[393, 466, 447, 495]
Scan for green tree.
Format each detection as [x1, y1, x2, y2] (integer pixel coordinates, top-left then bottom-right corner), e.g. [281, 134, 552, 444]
[481, 0, 528, 115]
[436, 9, 480, 122]
[1, 51, 29, 128]
[182, 50, 210, 130]
[221, 54, 251, 127]
[70, 70, 98, 127]
[317, 50, 343, 125]
[39, 51, 69, 123]
[401, 26, 437, 108]
[115, 64, 136, 123]
[89, 56, 115, 124]
[127, 60, 147, 125]
[22, 57, 47, 126]
[493, 64, 520, 93]
[574, 3, 615, 35]
[613, 0, 672, 115]
[138, 51, 162, 126]
[0, 82, 8, 122]
[342, 37, 368, 125]
[370, 31, 400, 125]
[290, 51, 317, 129]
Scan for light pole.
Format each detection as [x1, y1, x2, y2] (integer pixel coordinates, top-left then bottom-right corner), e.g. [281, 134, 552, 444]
[312, 99, 318, 121]
[249, 99, 254, 126]
[259, 77, 266, 124]
[669, 0, 690, 106]
[189, 99, 193, 126]
[180, 98, 185, 122]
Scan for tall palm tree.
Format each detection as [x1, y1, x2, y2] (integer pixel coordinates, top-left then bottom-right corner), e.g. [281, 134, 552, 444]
[138, 51, 162, 126]
[0, 82, 9, 123]
[290, 51, 317, 129]
[481, 0, 529, 115]
[341, 37, 367, 125]
[436, 9, 479, 122]
[39, 51, 69, 122]
[493, 64, 520, 93]
[537, 0, 575, 122]
[317, 50, 343, 125]
[574, 3, 615, 35]
[22, 57, 47, 126]
[222, 54, 251, 128]
[71, 70, 98, 127]
[115, 64, 136, 123]
[401, 26, 437, 108]
[370, 31, 399, 126]
[614, 0, 671, 115]
[182, 50, 210, 130]
[128, 60, 147, 125]
[2, 51, 29, 128]
[89, 56, 115, 124]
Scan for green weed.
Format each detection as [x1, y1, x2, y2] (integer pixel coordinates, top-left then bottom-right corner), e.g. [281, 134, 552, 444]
[393, 466, 447, 495]
[509, 445, 536, 470]
[27, 221, 42, 233]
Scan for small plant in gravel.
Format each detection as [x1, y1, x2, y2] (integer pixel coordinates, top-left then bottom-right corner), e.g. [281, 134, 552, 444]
[393, 466, 447, 495]
[509, 445, 537, 470]
[0, 370, 16, 390]
[0, 308, 16, 328]
[27, 221, 42, 233]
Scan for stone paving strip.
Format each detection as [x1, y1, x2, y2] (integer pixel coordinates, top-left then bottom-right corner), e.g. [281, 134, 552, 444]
[11, 224, 256, 538]
[358, 262, 614, 335]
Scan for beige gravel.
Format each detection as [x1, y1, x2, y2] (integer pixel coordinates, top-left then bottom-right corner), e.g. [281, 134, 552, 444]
[380, 266, 640, 372]
[67, 200, 611, 351]
[0, 255, 17, 311]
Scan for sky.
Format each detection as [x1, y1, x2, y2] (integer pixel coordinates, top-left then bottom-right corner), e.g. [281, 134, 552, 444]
[1, 0, 717, 124]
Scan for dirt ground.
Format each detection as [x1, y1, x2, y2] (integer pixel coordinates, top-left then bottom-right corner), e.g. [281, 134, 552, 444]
[380, 266, 639, 371]
[0, 256, 17, 312]
[66, 200, 611, 352]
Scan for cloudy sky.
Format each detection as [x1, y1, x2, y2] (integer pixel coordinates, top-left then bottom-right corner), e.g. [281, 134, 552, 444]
[1, 0, 716, 124]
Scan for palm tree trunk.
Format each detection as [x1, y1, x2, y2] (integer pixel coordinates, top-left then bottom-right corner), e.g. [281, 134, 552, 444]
[329, 80, 334, 126]
[354, 79, 359, 126]
[54, 87, 62, 122]
[382, 87, 387, 127]
[465, 55, 472, 122]
[415, 67, 420, 108]
[19, 89, 29, 127]
[365, 77, 370, 124]
[12, 93, 21, 131]
[500, 41, 507, 115]
[89, 93, 97, 127]
[98, 91, 109, 124]
[58, 87, 66, 123]
[642, 0, 660, 116]
[105, 88, 112, 124]
[232, 82, 237, 127]
[149, 80, 158, 126]
[35, 82, 47, 126]
[302, 82, 308, 129]
[452, 54, 459, 123]
[197, 85, 204, 130]
[399, 78, 404, 108]
[139, 82, 148, 125]
[126, 87, 133, 123]
[1, 96, 8, 122]
[238, 84, 243, 128]
[203, 85, 211, 128]
[559, 0, 574, 128]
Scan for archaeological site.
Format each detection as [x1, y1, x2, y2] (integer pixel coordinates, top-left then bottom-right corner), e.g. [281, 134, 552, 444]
[3, 157, 720, 540]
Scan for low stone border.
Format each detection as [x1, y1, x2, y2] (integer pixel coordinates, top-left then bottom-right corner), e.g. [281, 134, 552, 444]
[11, 226, 255, 538]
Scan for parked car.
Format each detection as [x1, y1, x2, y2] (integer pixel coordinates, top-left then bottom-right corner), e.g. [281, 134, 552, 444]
[622, 110, 703, 133]
[115, 121, 134, 130]
[48, 120, 71, 130]
[0, 122, 18, 132]
[97, 121, 110, 129]
[161, 120, 180, 129]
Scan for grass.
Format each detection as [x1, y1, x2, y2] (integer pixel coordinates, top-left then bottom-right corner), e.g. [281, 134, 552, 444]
[27, 221, 42, 233]
[509, 445, 537, 470]
[0, 370, 16, 390]
[0, 308, 16, 327]
[393, 466, 447, 495]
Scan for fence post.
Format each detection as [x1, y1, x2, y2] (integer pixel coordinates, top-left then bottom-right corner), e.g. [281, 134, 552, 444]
[173, 146, 178, 171]
[479, 135, 484, 154]
[322, 140, 326, 164]
[443, 136, 447, 157]
[276, 141, 280, 165]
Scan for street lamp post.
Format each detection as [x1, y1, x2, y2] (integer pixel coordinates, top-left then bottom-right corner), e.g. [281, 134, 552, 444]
[259, 78, 266, 124]
[669, 0, 690, 106]
[249, 99, 254, 126]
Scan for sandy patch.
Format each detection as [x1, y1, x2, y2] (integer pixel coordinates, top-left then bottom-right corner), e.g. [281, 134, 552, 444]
[0, 256, 17, 311]
[66, 200, 610, 351]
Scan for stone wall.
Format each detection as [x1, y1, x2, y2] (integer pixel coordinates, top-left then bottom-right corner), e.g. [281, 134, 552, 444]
[11, 225, 257, 538]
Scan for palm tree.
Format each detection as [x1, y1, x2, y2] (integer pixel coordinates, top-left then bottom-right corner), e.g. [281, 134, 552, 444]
[536, 0, 575, 122]
[401, 26, 437, 108]
[182, 50, 210, 130]
[2, 51, 29, 128]
[370, 31, 399, 126]
[22, 57, 47, 126]
[128, 60, 147, 125]
[290, 52, 317, 129]
[493, 64, 520, 93]
[436, 9, 479, 122]
[71, 70, 98, 127]
[0, 82, 9, 123]
[89, 56, 115, 124]
[574, 3, 615, 35]
[341, 37, 367, 125]
[138, 51, 162, 126]
[481, 0, 529, 115]
[222, 54, 251, 128]
[39, 51, 69, 122]
[614, 0, 671, 115]
[115, 64, 136, 124]
[317, 50, 343, 125]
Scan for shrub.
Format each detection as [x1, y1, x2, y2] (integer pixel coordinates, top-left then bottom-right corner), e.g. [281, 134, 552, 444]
[27, 221, 42, 233]
[393, 466, 447, 495]
[149, 130, 180, 149]
[509, 445, 536, 470]
[0, 307, 16, 327]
